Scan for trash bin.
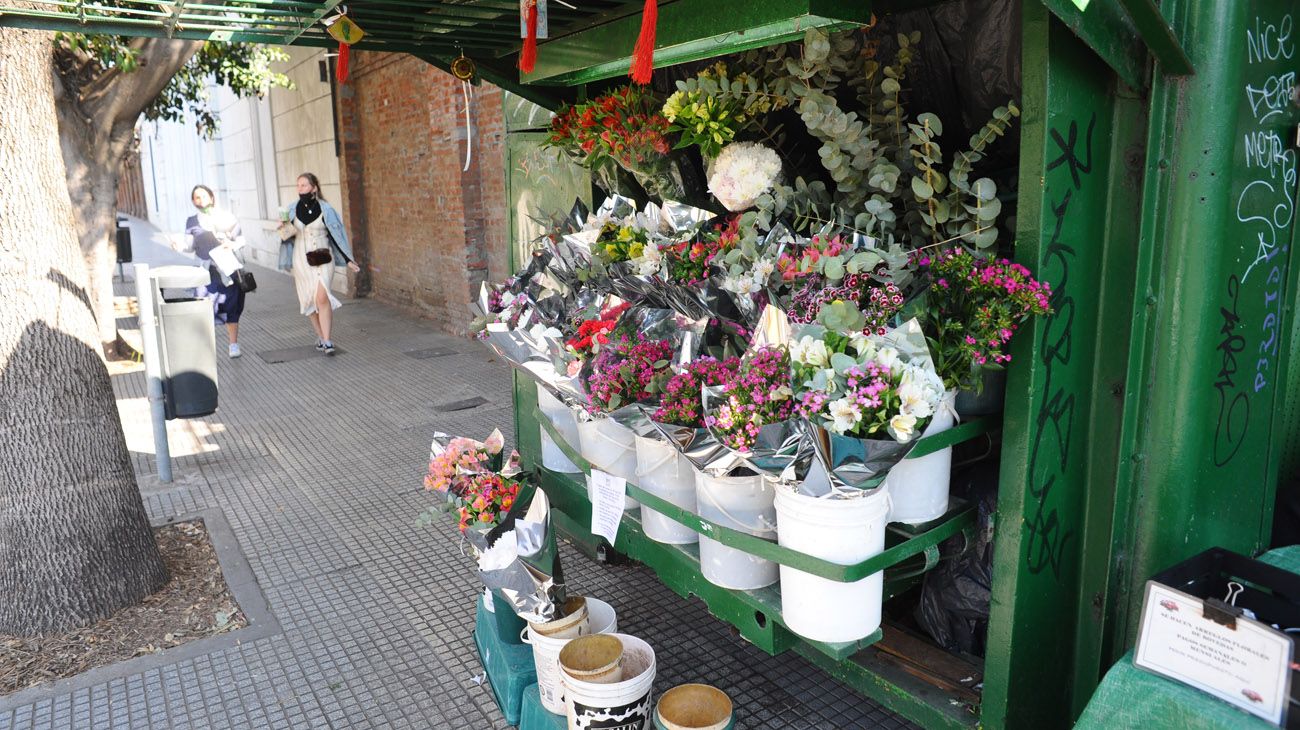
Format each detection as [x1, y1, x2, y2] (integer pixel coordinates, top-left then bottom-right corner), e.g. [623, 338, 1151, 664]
[115, 221, 132, 264]
[158, 294, 217, 419]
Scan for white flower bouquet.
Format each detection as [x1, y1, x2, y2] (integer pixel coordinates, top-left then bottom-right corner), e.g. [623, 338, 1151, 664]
[707, 142, 782, 212]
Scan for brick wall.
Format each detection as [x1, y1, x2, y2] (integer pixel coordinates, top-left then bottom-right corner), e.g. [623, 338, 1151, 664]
[337, 51, 508, 334]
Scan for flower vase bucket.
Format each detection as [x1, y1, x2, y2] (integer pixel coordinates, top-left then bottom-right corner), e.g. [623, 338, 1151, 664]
[635, 435, 699, 545]
[954, 369, 1007, 418]
[774, 485, 891, 644]
[537, 385, 582, 473]
[694, 471, 778, 590]
[655, 684, 735, 730]
[559, 634, 625, 685]
[561, 634, 657, 730]
[884, 393, 957, 525]
[523, 598, 593, 715]
[586, 597, 618, 635]
[578, 418, 639, 511]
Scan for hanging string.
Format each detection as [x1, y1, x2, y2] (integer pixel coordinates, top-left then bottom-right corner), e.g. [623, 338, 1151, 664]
[461, 80, 474, 172]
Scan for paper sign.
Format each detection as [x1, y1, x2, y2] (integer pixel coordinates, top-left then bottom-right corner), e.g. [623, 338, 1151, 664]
[588, 469, 625, 546]
[1135, 582, 1293, 725]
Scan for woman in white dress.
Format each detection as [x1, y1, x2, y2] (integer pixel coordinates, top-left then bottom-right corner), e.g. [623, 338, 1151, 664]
[289, 173, 360, 355]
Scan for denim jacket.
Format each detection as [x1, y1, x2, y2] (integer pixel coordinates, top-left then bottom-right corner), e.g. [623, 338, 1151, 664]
[291, 199, 355, 265]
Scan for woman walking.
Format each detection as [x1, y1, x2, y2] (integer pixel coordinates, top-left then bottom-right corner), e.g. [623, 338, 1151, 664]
[289, 173, 360, 355]
[186, 185, 246, 358]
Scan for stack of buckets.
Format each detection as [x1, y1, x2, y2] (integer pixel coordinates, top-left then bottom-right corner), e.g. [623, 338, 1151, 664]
[523, 596, 617, 715]
[558, 633, 658, 728]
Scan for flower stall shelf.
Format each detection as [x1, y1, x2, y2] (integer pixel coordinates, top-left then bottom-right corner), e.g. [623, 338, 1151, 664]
[533, 404, 985, 660]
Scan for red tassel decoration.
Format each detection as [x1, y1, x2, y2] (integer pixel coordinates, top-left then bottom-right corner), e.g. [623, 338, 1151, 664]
[518, 1, 538, 74]
[336, 43, 350, 83]
[629, 0, 657, 85]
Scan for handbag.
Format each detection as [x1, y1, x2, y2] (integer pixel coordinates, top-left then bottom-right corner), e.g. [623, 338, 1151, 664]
[277, 221, 297, 242]
[231, 269, 257, 293]
[306, 248, 332, 267]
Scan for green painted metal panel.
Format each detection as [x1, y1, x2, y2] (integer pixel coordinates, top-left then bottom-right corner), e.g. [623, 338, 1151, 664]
[520, 0, 873, 85]
[503, 131, 589, 459]
[1039, 0, 1146, 90]
[1112, 0, 1300, 655]
[983, 3, 1139, 727]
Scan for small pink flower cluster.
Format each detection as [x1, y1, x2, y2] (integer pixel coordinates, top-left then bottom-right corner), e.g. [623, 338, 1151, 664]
[797, 361, 909, 439]
[585, 335, 674, 413]
[425, 437, 489, 495]
[704, 347, 795, 451]
[652, 356, 741, 428]
[776, 235, 848, 281]
[924, 248, 1052, 387]
[788, 274, 905, 335]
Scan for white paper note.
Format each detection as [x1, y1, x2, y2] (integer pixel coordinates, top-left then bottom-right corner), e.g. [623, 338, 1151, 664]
[588, 469, 625, 547]
[1135, 582, 1293, 725]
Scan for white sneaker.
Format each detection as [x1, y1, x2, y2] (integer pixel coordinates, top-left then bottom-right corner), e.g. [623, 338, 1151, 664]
[315, 339, 326, 351]
[229, 343, 242, 358]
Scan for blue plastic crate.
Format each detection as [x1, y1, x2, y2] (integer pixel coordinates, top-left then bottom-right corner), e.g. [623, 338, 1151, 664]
[518, 682, 567, 730]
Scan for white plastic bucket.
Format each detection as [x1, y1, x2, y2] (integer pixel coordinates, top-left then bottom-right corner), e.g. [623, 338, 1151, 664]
[695, 472, 778, 590]
[635, 436, 699, 545]
[579, 418, 639, 511]
[538, 385, 582, 473]
[524, 600, 592, 715]
[884, 393, 956, 525]
[586, 597, 618, 634]
[523, 598, 618, 716]
[562, 633, 657, 730]
[774, 485, 891, 644]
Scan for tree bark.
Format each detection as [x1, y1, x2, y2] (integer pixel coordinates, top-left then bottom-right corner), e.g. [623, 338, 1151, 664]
[53, 38, 200, 350]
[0, 22, 168, 635]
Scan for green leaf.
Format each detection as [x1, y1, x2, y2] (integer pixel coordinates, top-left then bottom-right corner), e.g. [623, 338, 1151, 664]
[880, 78, 901, 95]
[824, 257, 845, 280]
[916, 112, 943, 136]
[972, 178, 998, 201]
[911, 177, 934, 199]
[830, 352, 857, 373]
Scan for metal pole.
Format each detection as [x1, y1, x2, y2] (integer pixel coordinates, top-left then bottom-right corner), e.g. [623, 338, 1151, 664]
[133, 263, 172, 483]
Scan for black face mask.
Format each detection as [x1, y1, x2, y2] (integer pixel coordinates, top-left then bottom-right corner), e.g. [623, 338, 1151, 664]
[296, 193, 321, 225]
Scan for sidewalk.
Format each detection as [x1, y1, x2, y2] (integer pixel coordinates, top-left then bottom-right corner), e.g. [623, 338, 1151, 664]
[1, 228, 911, 728]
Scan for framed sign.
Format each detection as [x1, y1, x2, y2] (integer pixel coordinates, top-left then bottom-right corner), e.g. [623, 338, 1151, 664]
[1135, 581, 1294, 725]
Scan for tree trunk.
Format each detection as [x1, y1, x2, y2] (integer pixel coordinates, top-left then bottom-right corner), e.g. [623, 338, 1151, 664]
[53, 38, 200, 351]
[0, 22, 168, 635]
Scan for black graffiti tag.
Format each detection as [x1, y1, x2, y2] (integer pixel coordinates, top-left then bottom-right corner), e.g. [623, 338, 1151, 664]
[1025, 115, 1093, 579]
[1213, 275, 1250, 466]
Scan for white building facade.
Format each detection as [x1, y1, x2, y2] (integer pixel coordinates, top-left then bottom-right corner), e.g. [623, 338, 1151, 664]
[138, 48, 347, 290]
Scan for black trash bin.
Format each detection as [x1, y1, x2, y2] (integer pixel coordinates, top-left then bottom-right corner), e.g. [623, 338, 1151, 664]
[158, 295, 218, 419]
[115, 221, 132, 264]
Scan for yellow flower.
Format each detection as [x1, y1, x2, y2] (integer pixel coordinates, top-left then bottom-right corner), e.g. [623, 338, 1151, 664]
[628, 241, 644, 258]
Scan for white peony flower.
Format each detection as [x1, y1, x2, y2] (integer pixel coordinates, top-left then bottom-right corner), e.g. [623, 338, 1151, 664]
[707, 142, 783, 212]
[828, 397, 862, 434]
[888, 413, 918, 442]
